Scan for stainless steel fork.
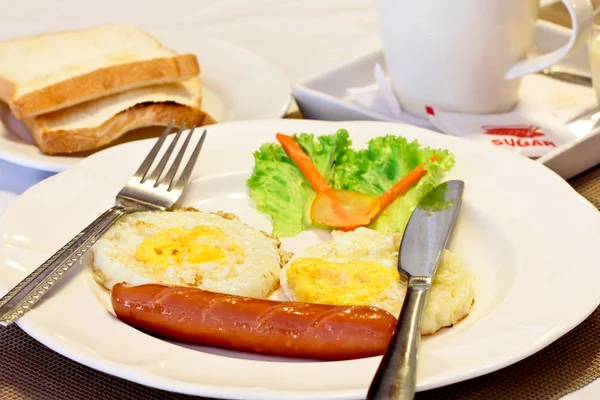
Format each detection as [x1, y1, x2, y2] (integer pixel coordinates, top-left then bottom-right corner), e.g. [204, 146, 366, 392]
[0, 122, 207, 327]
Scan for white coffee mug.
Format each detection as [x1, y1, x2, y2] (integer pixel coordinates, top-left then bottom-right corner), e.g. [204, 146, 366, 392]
[376, 0, 595, 117]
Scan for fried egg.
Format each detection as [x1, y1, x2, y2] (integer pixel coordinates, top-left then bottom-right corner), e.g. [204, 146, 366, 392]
[92, 210, 282, 298]
[280, 227, 475, 334]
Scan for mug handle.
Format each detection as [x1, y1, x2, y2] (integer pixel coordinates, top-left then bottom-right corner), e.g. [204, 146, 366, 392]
[505, 0, 595, 80]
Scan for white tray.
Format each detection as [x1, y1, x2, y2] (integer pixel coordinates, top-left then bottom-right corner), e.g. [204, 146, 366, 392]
[293, 20, 600, 180]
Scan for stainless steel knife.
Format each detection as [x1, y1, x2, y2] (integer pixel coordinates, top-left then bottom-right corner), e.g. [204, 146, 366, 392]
[367, 179, 465, 400]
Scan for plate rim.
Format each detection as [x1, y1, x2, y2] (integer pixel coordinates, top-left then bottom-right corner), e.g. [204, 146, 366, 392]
[1, 118, 600, 399]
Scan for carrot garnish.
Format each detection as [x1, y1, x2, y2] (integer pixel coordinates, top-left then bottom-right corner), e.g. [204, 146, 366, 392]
[276, 132, 436, 230]
[276, 133, 379, 227]
[336, 155, 438, 231]
[378, 155, 437, 210]
[276, 133, 329, 193]
[311, 188, 380, 227]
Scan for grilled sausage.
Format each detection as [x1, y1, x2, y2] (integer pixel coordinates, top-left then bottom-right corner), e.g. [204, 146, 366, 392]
[111, 283, 397, 360]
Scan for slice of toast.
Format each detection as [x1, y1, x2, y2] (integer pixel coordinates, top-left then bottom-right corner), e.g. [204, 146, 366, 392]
[23, 77, 216, 155]
[0, 23, 200, 118]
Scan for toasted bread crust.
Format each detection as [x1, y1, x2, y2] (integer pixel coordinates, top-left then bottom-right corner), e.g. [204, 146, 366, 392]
[25, 102, 216, 155]
[9, 54, 200, 118]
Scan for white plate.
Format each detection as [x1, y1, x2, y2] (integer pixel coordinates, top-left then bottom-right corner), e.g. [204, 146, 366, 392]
[0, 32, 291, 173]
[1, 119, 599, 399]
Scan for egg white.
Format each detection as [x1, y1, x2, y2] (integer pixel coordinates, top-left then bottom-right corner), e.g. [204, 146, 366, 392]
[280, 227, 476, 335]
[92, 210, 281, 298]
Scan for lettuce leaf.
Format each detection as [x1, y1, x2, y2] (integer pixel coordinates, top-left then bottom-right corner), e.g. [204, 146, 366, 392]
[247, 130, 455, 237]
[294, 129, 353, 183]
[332, 135, 455, 234]
[246, 129, 352, 236]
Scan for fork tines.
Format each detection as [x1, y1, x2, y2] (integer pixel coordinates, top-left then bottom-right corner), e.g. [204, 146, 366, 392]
[135, 122, 207, 192]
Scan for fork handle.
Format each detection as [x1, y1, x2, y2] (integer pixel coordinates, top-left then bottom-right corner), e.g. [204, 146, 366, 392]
[0, 205, 129, 327]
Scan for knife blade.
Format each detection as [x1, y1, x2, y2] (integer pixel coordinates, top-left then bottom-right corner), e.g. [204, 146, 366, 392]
[367, 179, 464, 400]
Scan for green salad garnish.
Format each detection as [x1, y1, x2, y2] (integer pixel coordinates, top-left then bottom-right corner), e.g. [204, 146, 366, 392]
[246, 129, 455, 237]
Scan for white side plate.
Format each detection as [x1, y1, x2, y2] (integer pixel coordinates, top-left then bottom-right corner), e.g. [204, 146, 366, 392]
[0, 32, 291, 173]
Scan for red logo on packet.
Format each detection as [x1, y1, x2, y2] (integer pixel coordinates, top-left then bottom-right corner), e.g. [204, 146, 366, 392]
[482, 125, 544, 138]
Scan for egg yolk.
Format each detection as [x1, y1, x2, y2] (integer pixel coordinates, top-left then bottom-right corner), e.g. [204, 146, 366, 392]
[135, 226, 242, 266]
[286, 257, 400, 306]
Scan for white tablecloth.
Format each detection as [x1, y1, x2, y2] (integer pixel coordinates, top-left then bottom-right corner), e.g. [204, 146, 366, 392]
[0, 0, 597, 398]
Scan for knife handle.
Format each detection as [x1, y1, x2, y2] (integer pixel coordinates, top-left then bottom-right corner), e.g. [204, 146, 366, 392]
[367, 278, 430, 400]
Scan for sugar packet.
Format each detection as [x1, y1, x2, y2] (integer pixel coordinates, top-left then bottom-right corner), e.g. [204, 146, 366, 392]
[425, 107, 575, 158]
